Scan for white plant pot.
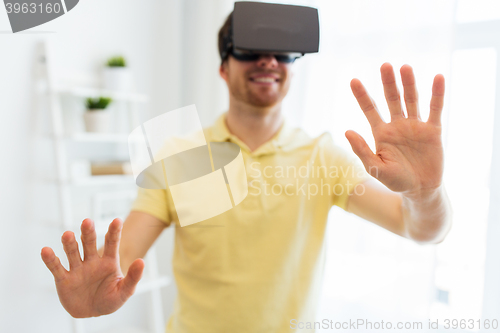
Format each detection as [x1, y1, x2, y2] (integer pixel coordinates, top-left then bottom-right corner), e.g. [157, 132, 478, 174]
[83, 109, 111, 133]
[102, 67, 133, 92]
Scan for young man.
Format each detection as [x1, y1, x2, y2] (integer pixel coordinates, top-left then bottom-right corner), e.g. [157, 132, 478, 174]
[41, 10, 452, 333]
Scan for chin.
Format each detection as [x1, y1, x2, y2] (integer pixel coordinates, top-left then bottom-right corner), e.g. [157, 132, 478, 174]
[247, 92, 282, 108]
[248, 99, 280, 108]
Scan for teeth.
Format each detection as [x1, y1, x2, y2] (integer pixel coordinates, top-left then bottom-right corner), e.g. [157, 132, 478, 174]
[253, 77, 276, 83]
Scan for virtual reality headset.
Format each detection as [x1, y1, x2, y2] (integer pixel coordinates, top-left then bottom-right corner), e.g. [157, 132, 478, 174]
[220, 1, 320, 63]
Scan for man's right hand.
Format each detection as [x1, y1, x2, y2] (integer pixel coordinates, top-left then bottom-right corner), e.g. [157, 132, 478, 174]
[41, 218, 145, 318]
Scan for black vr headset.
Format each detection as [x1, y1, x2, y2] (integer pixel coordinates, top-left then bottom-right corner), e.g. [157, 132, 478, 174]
[220, 1, 320, 64]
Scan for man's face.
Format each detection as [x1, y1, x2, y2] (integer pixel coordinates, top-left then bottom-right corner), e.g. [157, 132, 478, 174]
[219, 53, 294, 108]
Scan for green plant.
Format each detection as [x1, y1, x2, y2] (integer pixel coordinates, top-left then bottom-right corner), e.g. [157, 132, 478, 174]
[85, 97, 113, 110]
[106, 56, 126, 67]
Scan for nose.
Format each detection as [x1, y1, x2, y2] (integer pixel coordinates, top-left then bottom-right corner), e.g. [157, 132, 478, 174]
[256, 54, 279, 68]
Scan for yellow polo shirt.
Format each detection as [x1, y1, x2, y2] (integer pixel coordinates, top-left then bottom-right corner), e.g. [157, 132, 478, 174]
[131, 113, 371, 333]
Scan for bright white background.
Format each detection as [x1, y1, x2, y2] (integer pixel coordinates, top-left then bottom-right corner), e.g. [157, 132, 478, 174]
[1, 0, 500, 332]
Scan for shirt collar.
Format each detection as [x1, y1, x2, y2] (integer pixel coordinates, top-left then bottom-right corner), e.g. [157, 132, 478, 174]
[207, 112, 295, 156]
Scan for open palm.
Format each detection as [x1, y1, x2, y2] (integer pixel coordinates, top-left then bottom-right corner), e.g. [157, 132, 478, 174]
[41, 218, 145, 318]
[346, 63, 445, 194]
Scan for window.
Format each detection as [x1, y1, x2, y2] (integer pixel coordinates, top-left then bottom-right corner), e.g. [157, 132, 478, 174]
[293, 1, 500, 329]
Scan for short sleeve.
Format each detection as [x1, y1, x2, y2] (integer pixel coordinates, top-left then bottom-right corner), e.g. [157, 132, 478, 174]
[321, 133, 372, 211]
[130, 187, 172, 226]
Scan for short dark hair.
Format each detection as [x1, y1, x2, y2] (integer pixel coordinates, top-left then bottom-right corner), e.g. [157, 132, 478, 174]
[218, 12, 233, 64]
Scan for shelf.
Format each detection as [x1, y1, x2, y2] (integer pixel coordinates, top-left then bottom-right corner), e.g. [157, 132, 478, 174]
[46, 175, 135, 186]
[97, 327, 155, 333]
[68, 132, 130, 143]
[43, 40, 165, 333]
[135, 276, 171, 295]
[96, 327, 152, 333]
[71, 175, 135, 186]
[55, 85, 149, 103]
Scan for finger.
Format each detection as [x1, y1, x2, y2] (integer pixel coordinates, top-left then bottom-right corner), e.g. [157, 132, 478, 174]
[345, 130, 380, 177]
[62, 231, 83, 270]
[119, 258, 145, 298]
[400, 64, 421, 120]
[380, 62, 405, 120]
[103, 218, 123, 259]
[81, 218, 98, 261]
[428, 74, 445, 126]
[350, 78, 384, 128]
[41, 247, 68, 283]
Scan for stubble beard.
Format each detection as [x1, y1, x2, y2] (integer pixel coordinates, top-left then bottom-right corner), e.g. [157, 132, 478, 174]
[229, 74, 287, 108]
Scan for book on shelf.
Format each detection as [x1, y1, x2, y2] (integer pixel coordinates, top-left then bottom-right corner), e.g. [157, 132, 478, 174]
[91, 161, 133, 176]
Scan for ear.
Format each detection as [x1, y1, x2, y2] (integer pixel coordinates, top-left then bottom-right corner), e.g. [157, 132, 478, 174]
[219, 61, 229, 82]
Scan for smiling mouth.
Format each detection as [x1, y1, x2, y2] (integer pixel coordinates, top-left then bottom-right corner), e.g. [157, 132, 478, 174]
[249, 77, 280, 83]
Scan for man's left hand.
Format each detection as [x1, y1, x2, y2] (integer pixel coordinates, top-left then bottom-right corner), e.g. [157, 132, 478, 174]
[346, 62, 445, 196]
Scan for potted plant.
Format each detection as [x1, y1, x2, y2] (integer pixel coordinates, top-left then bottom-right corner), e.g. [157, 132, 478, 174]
[102, 55, 133, 92]
[83, 97, 113, 133]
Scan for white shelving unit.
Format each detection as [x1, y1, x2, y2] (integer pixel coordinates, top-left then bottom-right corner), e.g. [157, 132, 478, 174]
[38, 40, 169, 333]
[68, 132, 130, 143]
